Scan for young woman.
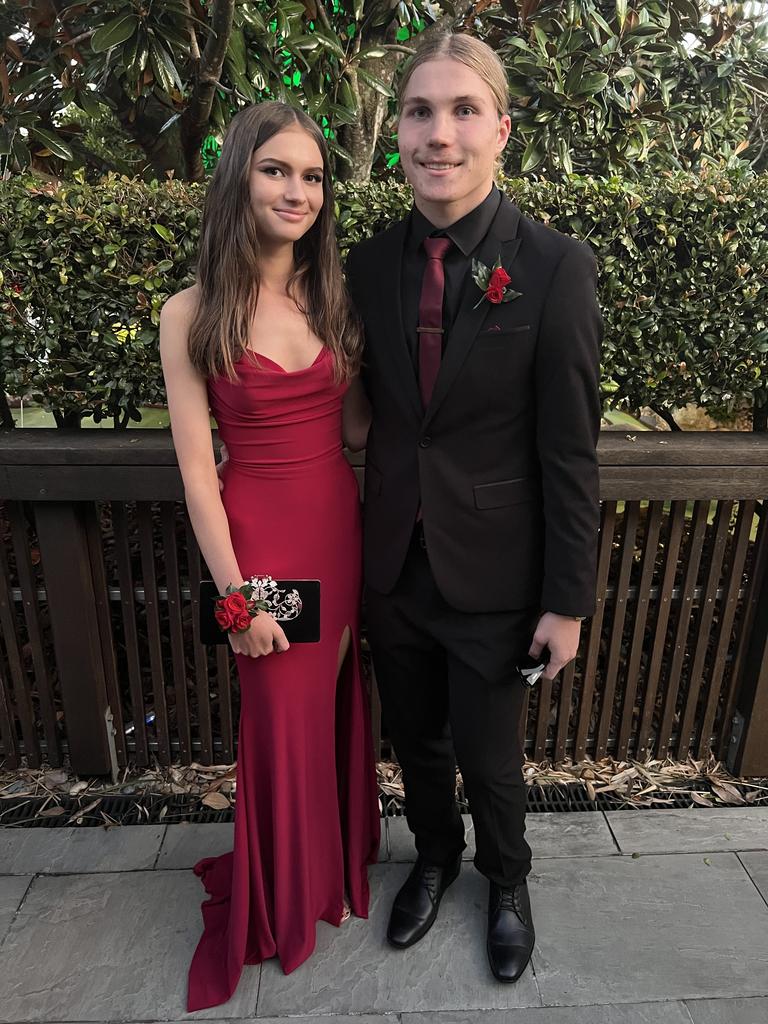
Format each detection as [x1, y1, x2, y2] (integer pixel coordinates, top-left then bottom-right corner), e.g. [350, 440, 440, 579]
[160, 101, 380, 1012]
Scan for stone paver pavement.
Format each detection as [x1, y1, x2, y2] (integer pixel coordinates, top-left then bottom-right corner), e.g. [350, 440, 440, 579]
[257, 866, 541, 1016]
[605, 807, 768, 855]
[0, 809, 767, 1023]
[387, 811, 618, 862]
[686, 997, 768, 1024]
[0, 869, 260, 1022]
[0, 824, 165, 874]
[530, 851, 768, 1006]
[0, 874, 31, 942]
[156, 822, 235, 870]
[739, 850, 768, 902]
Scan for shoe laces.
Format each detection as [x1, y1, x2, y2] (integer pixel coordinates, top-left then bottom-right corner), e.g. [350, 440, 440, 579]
[420, 863, 442, 899]
[498, 885, 524, 919]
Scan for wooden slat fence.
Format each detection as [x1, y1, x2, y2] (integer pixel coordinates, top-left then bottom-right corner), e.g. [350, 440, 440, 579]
[1, 430, 767, 776]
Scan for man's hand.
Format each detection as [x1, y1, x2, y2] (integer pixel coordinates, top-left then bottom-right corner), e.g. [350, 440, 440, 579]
[529, 612, 582, 680]
[216, 442, 229, 493]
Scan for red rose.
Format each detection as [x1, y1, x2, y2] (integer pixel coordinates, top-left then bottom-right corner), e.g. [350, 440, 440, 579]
[489, 267, 511, 289]
[215, 606, 234, 629]
[223, 592, 248, 614]
[486, 284, 504, 304]
[234, 611, 253, 632]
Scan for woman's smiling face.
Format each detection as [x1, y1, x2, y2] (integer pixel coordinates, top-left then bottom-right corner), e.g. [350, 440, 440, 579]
[248, 125, 325, 247]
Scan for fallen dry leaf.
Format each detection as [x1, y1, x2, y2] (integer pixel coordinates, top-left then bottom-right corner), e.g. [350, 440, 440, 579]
[41, 771, 69, 788]
[67, 798, 101, 825]
[690, 792, 713, 807]
[1, 751, 765, 826]
[202, 792, 230, 811]
[710, 782, 746, 805]
[38, 806, 66, 818]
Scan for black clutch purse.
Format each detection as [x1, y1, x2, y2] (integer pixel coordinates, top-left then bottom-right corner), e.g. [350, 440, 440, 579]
[199, 577, 321, 644]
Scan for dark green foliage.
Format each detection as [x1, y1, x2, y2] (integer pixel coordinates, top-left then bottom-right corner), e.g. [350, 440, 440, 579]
[3, 2, 767, 184]
[0, 0, 431, 182]
[502, 171, 768, 420]
[482, 0, 768, 178]
[1, 169, 766, 426]
[0, 175, 201, 426]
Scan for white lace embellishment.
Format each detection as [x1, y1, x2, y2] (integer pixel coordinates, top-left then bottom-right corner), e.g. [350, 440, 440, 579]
[248, 575, 303, 621]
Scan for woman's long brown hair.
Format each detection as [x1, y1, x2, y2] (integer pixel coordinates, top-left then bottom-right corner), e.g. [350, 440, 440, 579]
[188, 101, 362, 382]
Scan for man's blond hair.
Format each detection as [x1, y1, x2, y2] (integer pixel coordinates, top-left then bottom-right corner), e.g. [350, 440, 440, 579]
[397, 32, 510, 119]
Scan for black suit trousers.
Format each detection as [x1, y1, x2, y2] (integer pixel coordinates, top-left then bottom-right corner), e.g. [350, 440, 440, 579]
[366, 526, 538, 888]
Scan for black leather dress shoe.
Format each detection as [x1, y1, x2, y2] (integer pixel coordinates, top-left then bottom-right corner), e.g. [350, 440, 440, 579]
[487, 881, 535, 982]
[386, 853, 462, 948]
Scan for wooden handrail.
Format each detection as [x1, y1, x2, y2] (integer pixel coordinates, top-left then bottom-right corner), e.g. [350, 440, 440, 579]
[2, 429, 768, 501]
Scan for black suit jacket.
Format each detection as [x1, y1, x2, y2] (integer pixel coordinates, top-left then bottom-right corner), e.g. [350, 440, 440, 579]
[346, 193, 602, 617]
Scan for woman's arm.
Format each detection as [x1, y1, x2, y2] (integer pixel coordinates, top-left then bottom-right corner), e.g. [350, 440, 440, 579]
[160, 289, 244, 595]
[160, 290, 289, 657]
[342, 374, 371, 452]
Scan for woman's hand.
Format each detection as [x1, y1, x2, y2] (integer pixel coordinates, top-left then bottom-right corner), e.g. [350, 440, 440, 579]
[228, 611, 290, 657]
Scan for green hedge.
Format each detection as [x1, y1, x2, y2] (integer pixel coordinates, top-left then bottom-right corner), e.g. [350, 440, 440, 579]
[1, 170, 767, 426]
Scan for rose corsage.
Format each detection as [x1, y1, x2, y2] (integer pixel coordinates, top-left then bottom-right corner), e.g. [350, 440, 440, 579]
[214, 581, 269, 635]
[471, 256, 522, 309]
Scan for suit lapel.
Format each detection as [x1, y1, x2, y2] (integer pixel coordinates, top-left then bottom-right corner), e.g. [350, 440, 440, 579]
[423, 197, 523, 430]
[373, 221, 423, 420]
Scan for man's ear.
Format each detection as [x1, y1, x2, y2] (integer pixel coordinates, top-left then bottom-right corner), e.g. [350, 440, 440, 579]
[497, 113, 512, 154]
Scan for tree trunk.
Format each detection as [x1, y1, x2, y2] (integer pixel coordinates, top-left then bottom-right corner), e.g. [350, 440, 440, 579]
[144, 124, 188, 181]
[103, 77, 188, 179]
[95, 0, 234, 181]
[180, 0, 236, 182]
[335, 4, 474, 182]
[650, 404, 682, 431]
[337, 53, 402, 182]
[52, 409, 83, 428]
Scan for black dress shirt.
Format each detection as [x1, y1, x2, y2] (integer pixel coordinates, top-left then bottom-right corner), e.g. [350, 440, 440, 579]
[401, 184, 502, 362]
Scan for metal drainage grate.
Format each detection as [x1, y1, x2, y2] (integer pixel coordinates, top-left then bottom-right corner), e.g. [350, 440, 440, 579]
[0, 795, 235, 829]
[0, 783, 738, 828]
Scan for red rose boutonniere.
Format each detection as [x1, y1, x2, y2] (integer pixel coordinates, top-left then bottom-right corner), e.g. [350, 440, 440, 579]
[471, 256, 522, 310]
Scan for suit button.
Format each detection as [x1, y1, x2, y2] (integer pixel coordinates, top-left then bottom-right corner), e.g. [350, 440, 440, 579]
[419, 436, 432, 448]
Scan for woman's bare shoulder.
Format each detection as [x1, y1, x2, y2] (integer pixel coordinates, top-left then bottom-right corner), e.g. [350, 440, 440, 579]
[161, 284, 200, 328]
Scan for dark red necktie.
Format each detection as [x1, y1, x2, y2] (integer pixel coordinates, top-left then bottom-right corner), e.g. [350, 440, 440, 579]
[417, 236, 452, 408]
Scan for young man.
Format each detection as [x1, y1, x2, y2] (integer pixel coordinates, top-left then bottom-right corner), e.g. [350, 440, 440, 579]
[345, 33, 602, 982]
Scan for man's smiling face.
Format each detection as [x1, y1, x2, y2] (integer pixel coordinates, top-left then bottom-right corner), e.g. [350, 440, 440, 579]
[397, 57, 511, 227]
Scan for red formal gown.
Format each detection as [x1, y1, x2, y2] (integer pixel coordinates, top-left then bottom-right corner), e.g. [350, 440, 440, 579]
[187, 346, 380, 1012]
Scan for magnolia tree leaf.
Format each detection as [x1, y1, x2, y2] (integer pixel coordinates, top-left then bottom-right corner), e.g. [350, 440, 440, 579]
[91, 13, 138, 53]
[29, 127, 73, 161]
[521, 138, 545, 173]
[356, 67, 396, 99]
[574, 72, 610, 96]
